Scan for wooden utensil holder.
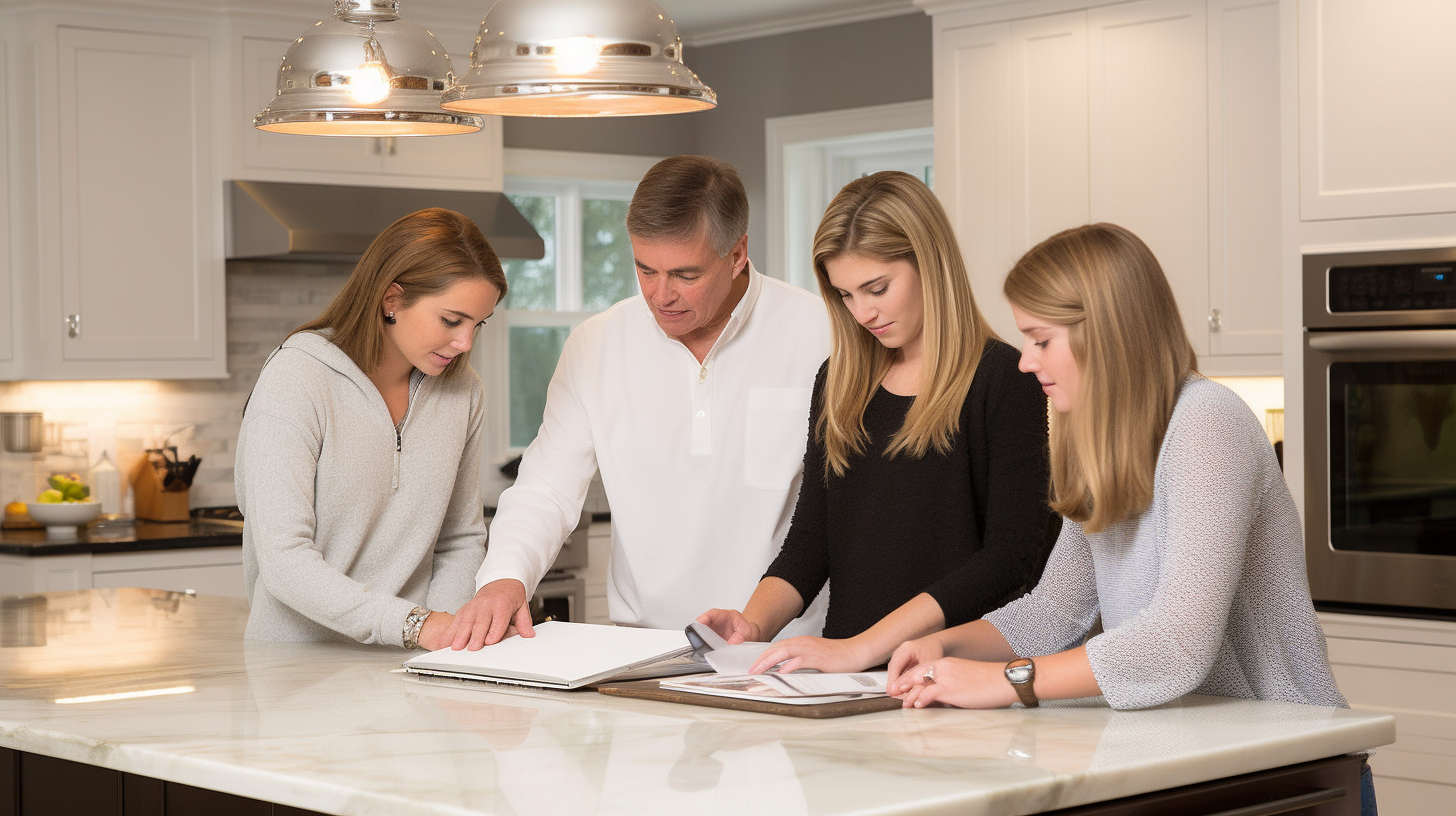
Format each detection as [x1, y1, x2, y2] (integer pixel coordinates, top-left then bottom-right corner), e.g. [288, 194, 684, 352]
[129, 455, 190, 522]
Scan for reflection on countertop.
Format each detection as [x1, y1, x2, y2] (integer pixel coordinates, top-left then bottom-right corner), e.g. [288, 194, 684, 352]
[0, 589, 1394, 816]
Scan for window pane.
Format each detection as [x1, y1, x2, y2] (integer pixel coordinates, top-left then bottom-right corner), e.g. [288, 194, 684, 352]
[508, 325, 572, 448]
[581, 198, 635, 310]
[502, 194, 558, 310]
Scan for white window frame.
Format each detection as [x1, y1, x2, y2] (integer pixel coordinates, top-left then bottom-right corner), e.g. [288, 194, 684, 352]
[475, 149, 662, 499]
[766, 100, 934, 292]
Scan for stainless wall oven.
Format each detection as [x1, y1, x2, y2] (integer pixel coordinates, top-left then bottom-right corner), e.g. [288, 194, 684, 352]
[1304, 246, 1456, 617]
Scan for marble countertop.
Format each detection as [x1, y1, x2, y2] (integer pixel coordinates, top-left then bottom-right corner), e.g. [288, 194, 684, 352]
[0, 518, 241, 556]
[0, 589, 1394, 816]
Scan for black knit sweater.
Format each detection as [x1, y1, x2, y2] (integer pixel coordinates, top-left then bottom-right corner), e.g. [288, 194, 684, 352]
[765, 339, 1060, 640]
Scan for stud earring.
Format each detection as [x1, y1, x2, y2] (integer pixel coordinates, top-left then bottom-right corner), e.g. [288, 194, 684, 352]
[384, 311, 396, 325]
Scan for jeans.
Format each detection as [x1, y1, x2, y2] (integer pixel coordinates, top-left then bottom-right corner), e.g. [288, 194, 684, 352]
[1360, 760, 1378, 816]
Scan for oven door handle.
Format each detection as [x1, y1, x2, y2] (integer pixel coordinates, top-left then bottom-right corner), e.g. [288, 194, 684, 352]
[1307, 329, 1456, 351]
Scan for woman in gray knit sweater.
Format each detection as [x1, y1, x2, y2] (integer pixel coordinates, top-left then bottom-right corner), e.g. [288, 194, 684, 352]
[237, 209, 506, 650]
[886, 224, 1374, 812]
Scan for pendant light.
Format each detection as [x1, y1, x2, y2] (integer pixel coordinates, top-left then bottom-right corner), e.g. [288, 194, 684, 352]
[255, 0, 484, 137]
[440, 0, 716, 117]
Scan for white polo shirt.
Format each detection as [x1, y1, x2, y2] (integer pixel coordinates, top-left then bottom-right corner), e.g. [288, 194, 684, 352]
[478, 264, 832, 635]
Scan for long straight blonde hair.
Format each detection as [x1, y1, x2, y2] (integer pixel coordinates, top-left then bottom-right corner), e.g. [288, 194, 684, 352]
[812, 171, 997, 476]
[1003, 223, 1197, 533]
[294, 208, 506, 380]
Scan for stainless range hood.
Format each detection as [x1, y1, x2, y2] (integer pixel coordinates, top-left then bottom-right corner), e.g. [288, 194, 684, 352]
[226, 181, 545, 263]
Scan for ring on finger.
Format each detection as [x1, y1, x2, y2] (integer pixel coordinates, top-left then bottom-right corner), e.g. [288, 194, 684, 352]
[922, 665, 935, 684]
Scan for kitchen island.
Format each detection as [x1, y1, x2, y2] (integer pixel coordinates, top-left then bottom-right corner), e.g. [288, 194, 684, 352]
[0, 589, 1393, 816]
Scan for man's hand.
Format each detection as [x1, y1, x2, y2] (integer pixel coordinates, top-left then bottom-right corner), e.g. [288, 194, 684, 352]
[442, 579, 535, 650]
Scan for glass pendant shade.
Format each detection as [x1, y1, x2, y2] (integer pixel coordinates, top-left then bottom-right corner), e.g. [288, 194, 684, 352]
[440, 0, 716, 117]
[255, 0, 484, 136]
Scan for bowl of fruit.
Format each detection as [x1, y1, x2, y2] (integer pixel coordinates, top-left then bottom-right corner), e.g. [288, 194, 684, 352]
[26, 474, 101, 535]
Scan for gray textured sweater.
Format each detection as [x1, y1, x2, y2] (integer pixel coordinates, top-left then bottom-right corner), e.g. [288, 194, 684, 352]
[236, 332, 487, 645]
[986, 377, 1347, 710]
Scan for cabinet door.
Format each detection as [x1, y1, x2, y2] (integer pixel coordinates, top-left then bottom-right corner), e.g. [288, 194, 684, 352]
[1298, 0, 1456, 220]
[386, 115, 504, 191]
[0, 39, 14, 376]
[935, 21, 1016, 340]
[55, 27, 221, 366]
[1207, 0, 1280, 358]
[1089, 0, 1208, 357]
[1009, 11, 1090, 278]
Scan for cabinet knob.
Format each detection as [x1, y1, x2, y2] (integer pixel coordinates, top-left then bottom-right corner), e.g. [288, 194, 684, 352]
[66, 314, 81, 339]
[1208, 308, 1222, 332]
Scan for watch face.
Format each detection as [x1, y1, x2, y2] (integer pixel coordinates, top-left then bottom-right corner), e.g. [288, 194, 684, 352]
[1006, 664, 1033, 684]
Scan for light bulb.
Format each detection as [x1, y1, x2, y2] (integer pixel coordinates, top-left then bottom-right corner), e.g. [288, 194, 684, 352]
[349, 60, 391, 104]
[551, 37, 601, 76]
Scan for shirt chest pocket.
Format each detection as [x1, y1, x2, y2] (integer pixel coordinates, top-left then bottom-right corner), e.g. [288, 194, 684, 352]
[743, 387, 813, 490]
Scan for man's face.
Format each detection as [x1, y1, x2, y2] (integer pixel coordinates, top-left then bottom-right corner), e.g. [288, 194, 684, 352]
[632, 228, 748, 347]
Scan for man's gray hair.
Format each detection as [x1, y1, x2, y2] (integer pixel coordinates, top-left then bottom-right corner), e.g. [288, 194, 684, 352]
[626, 155, 748, 257]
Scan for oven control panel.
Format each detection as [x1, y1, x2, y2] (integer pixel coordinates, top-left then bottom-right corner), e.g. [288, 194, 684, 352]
[1329, 262, 1456, 312]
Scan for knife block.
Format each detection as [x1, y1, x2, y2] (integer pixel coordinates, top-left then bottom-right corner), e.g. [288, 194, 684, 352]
[129, 455, 189, 522]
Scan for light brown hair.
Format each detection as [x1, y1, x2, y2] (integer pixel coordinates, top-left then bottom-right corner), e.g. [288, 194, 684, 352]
[1003, 222, 1197, 532]
[626, 155, 748, 256]
[294, 207, 506, 380]
[812, 171, 998, 476]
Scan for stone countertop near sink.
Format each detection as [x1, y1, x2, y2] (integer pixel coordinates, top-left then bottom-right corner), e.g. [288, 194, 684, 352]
[0, 588, 1395, 816]
[0, 518, 241, 556]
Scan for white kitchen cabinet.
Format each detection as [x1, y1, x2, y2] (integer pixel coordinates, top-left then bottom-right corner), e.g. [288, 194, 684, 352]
[1089, 0, 1209, 357]
[11, 17, 228, 380]
[585, 521, 611, 625]
[928, 0, 1281, 374]
[238, 36, 503, 192]
[0, 38, 15, 379]
[1320, 612, 1456, 815]
[1297, 0, 1456, 221]
[0, 547, 244, 597]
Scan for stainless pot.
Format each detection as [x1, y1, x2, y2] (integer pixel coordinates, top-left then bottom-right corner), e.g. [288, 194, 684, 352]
[0, 412, 44, 453]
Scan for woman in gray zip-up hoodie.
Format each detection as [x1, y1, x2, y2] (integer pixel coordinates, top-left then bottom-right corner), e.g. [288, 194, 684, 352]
[236, 208, 507, 649]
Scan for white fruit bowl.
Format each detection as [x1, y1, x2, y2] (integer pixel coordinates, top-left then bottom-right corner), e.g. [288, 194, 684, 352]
[26, 501, 102, 534]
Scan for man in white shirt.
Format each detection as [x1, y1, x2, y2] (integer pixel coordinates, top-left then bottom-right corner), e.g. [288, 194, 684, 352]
[446, 155, 832, 649]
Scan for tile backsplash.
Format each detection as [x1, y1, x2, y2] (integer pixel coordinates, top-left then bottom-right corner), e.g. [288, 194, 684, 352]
[0, 262, 351, 509]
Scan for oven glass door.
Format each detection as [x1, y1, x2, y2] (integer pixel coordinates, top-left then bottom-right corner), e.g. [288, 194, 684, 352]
[1329, 358, 1456, 555]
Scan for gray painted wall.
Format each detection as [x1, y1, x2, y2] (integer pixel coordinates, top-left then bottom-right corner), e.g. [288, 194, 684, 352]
[501, 12, 933, 268]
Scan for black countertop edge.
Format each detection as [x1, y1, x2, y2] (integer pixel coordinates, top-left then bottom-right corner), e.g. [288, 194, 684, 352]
[483, 507, 610, 524]
[0, 522, 242, 557]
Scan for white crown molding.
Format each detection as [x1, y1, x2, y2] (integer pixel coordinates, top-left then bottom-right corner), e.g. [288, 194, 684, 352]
[683, 0, 921, 47]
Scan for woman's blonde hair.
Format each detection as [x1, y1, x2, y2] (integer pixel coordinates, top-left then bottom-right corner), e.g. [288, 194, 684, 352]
[294, 208, 507, 380]
[811, 171, 997, 476]
[1003, 222, 1197, 532]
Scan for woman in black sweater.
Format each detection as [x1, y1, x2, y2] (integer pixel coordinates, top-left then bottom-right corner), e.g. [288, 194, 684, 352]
[697, 171, 1060, 673]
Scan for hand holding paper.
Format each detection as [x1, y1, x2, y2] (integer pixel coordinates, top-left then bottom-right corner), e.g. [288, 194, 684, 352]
[686, 621, 776, 675]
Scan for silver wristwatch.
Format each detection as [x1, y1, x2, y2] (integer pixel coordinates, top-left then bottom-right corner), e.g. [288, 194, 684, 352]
[402, 606, 432, 650]
[1004, 657, 1039, 708]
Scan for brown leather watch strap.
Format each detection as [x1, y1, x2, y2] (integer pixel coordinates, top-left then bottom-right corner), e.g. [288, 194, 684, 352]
[1004, 657, 1039, 708]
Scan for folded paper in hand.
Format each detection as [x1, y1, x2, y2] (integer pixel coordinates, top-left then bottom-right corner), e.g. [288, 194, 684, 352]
[684, 620, 774, 674]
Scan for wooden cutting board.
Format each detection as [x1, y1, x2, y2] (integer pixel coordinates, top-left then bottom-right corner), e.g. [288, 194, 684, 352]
[594, 679, 903, 719]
